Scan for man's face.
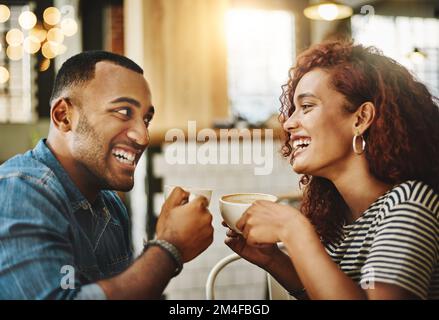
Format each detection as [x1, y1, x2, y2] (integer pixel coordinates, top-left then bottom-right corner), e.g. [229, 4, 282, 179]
[68, 61, 154, 192]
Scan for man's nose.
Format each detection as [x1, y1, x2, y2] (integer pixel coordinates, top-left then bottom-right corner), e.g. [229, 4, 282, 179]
[127, 119, 149, 147]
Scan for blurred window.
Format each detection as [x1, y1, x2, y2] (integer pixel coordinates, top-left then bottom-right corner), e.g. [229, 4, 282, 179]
[352, 14, 439, 97]
[226, 9, 295, 125]
[0, 4, 37, 123]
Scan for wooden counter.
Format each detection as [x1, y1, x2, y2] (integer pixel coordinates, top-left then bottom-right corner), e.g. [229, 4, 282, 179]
[148, 127, 286, 146]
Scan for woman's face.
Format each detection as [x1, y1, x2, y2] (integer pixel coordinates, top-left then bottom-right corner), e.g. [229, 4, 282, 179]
[283, 68, 357, 178]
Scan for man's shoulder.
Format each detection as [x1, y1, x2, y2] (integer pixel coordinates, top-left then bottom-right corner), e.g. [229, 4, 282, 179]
[0, 150, 67, 207]
[0, 149, 50, 181]
[0, 165, 71, 235]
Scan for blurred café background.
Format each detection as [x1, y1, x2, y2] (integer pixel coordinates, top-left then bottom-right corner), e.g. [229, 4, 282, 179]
[0, 0, 438, 299]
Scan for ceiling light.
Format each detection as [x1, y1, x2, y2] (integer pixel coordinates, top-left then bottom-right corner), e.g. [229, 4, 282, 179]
[304, 1, 353, 21]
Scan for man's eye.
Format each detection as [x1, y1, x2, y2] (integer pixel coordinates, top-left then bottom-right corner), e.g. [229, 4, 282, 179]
[144, 113, 154, 127]
[116, 108, 131, 116]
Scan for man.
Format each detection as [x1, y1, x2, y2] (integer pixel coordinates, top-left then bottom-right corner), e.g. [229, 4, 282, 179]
[0, 51, 214, 299]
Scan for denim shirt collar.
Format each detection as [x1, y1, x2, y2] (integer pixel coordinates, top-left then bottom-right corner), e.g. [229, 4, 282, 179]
[32, 139, 95, 212]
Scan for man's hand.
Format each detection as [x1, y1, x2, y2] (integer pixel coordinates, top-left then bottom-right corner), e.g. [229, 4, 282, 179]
[155, 187, 214, 262]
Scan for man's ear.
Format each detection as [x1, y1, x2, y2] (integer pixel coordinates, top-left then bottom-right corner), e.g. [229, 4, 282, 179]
[352, 102, 376, 134]
[51, 98, 73, 132]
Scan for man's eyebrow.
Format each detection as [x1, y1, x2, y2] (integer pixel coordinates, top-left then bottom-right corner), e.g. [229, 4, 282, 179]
[110, 97, 141, 108]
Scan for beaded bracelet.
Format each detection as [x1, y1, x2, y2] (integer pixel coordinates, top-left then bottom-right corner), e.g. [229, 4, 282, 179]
[143, 239, 183, 277]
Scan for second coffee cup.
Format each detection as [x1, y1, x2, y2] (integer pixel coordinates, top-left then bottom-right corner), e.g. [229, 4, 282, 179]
[219, 193, 278, 233]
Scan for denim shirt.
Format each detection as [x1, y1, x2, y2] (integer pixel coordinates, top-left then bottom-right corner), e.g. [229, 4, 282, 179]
[0, 139, 134, 299]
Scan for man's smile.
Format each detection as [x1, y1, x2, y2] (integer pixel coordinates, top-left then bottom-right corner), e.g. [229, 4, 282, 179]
[111, 145, 143, 170]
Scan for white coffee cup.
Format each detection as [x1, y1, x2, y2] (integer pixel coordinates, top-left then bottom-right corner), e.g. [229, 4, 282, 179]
[219, 193, 278, 233]
[164, 185, 213, 205]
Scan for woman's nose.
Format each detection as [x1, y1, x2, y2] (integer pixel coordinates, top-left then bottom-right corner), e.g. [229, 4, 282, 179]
[283, 112, 299, 132]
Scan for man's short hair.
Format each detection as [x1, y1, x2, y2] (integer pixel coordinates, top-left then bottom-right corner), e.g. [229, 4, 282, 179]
[50, 51, 144, 106]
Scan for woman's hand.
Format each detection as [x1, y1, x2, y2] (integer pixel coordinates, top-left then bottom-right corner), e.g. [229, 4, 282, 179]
[223, 222, 281, 270]
[236, 200, 304, 246]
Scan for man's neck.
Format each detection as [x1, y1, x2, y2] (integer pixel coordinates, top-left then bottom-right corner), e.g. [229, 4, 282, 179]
[46, 137, 99, 203]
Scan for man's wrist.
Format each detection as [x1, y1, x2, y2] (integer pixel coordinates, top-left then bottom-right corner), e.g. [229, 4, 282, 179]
[143, 239, 183, 277]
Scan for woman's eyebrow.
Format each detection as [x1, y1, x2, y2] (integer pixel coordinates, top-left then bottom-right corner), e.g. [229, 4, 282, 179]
[297, 92, 318, 100]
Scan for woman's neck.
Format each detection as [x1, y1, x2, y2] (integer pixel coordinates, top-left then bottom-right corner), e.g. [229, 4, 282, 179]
[329, 157, 393, 224]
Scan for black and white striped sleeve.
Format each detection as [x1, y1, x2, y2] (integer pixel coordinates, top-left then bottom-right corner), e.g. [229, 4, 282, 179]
[360, 183, 439, 299]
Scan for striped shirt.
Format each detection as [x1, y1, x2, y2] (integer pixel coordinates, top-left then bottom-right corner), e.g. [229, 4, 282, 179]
[324, 180, 439, 299]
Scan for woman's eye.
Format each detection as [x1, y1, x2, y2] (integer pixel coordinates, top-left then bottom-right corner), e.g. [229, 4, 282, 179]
[302, 104, 313, 111]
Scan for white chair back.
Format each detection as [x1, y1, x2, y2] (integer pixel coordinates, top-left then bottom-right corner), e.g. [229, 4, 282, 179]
[205, 252, 294, 300]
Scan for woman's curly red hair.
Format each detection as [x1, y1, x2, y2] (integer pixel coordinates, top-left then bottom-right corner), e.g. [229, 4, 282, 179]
[280, 40, 439, 242]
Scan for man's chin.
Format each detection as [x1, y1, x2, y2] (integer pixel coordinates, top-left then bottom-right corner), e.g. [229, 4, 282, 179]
[113, 183, 134, 192]
[103, 179, 135, 192]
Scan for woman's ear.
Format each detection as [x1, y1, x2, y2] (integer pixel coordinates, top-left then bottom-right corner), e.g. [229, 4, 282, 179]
[51, 98, 73, 132]
[353, 102, 376, 134]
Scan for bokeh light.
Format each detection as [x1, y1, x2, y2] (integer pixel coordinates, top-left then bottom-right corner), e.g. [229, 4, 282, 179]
[19, 11, 37, 30]
[0, 5, 10, 23]
[57, 44, 67, 56]
[6, 29, 24, 46]
[2, 6, 79, 67]
[47, 27, 64, 44]
[6, 45, 24, 61]
[43, 7, 61, 25]
[39, 58, 51, 72]
[42, 41, 60, 59]
[23, 36, 41, 54]
[0, 66, 10, 84]
[30, 25, 47, 43]
[60, 18, 78, 37]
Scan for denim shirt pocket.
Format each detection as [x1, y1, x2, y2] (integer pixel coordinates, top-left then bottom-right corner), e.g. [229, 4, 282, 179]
[94, 219, 133, 278]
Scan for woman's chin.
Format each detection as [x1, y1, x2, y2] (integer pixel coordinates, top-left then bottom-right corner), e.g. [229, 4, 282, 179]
[292, 161, 306, 174]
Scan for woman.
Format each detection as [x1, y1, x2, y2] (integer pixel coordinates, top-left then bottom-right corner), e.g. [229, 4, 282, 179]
[225, 41, 439, 299]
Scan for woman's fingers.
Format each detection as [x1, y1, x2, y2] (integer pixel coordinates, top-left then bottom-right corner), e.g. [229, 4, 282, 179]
[226, 228, 239, 237]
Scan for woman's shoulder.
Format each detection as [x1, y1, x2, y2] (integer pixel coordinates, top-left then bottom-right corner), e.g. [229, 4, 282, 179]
[383, 180, 438, 217]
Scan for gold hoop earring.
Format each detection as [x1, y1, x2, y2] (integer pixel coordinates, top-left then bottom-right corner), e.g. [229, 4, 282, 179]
[352, 131, 366, 155]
